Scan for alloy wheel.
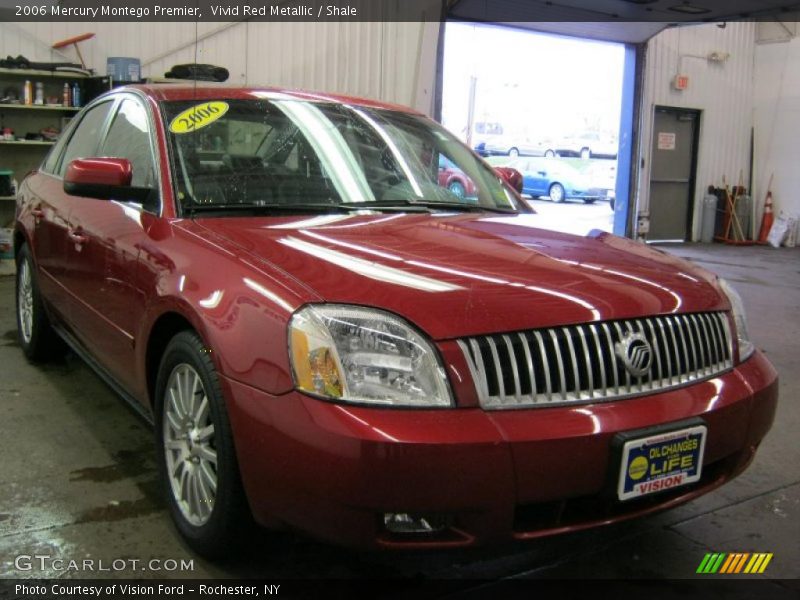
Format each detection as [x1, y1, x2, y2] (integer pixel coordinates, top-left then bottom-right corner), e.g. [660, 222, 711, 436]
[550, 183, 565, 203]
[163, 364, 217, 527]
[17, 259, 34, 345]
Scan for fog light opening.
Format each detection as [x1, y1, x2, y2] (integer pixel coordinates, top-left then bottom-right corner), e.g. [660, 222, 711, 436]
[383, 512, 448, 535]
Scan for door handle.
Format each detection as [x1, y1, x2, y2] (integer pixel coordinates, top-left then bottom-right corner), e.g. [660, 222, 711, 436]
[68, 230, 89, 245]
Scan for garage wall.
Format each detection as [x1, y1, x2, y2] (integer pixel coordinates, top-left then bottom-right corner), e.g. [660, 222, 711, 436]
[637, 22, 756, 241]
[0, 20, 440, 115]
[753, 26, 800, 222]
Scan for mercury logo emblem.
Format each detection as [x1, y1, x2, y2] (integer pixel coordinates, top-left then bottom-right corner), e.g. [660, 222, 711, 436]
[615, 331, 653, 377]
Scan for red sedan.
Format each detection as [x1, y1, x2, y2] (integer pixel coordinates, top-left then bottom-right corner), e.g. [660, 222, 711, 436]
[438, 155, 477, 199]
[13, 85, 777, 556]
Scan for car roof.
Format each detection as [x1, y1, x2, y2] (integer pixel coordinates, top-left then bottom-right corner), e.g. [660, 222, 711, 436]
[116, 83, 422, 115]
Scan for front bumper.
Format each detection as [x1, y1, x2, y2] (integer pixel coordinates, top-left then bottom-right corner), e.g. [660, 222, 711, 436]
[223, 350, 777, 549]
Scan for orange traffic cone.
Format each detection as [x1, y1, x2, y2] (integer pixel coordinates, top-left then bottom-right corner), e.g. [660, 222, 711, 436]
[758, 177, 775, 244]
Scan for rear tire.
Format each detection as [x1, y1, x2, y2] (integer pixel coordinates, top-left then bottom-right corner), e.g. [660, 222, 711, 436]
[580, 148, 591, 160]
[154, 330, 250, 559]
[508, 147, 519, 157]
[15, 243, 64, 361]
[582, 198, 596, 205]
[448, 180, 466, 199]
[544, 149, 556, 158]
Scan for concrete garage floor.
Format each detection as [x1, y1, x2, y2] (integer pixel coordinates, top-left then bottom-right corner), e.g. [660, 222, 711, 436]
[0, 244, 798, 583]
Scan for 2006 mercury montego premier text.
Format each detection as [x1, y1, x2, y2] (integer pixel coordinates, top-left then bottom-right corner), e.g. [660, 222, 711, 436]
[13, 84, 777, 556]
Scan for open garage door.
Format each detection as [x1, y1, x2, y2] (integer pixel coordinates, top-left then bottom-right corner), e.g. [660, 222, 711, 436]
[441, 22, 630, 236]
[442, 2, 799, 240]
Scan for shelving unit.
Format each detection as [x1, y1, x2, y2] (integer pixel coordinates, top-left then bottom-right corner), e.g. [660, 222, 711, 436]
[0, 139, 56, 146]
[0, 68, 90, 228]
[0, 67, 88, 79]
[0, 103, 80, 112]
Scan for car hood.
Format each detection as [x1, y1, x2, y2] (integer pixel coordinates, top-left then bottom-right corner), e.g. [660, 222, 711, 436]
[194, 213, 726, 340]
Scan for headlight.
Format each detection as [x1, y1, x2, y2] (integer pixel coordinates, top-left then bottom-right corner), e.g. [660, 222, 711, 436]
[288, 305, 452, 407]
[718, 278, 754, 362]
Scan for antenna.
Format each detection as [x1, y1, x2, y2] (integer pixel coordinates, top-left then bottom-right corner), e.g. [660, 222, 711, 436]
[193, 4, 199, 101]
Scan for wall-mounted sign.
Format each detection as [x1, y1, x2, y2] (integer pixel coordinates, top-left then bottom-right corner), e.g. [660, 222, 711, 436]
[673, 75, 690, 90]
[658, 132, 676, 151]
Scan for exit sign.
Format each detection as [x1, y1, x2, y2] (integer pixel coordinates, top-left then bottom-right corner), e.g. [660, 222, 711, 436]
[673, 75, 689, 90]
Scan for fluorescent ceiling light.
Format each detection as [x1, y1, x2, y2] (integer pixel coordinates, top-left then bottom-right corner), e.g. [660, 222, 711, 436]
[669, 4, 712, 14]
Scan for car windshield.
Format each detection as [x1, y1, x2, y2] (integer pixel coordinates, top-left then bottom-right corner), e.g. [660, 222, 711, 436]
[162, 97, 519, 214]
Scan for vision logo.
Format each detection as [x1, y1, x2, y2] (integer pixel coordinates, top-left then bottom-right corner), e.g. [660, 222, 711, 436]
[696, 552, 773, 574]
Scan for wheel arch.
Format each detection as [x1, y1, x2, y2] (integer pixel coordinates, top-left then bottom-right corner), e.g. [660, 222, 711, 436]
[451, 175, 467, 188]
[14, 225, 30, 259]
[144, 310, 200, 409]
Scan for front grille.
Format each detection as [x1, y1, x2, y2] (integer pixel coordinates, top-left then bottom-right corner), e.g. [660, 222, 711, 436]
[457, 312, 733, 409]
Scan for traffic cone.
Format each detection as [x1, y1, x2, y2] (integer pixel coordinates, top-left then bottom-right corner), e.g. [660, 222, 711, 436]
[757, 190, 775, 244]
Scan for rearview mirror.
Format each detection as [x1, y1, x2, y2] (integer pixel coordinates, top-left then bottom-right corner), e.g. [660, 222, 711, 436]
[64, 158, 152, 203]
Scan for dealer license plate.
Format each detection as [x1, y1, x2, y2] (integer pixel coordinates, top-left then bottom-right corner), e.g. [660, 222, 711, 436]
[617, 425, 707, 501]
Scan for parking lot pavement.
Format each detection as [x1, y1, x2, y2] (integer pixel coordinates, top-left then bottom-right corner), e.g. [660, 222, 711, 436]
[0, 243, 797, 581]
[525, 195, 615, 236]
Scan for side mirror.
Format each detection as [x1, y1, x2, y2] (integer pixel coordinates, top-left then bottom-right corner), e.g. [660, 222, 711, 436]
[63, 158, 154, 205]
[494, 166, 523, 195]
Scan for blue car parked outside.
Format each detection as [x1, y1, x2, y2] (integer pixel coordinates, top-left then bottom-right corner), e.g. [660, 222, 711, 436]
[508, 157, 607, 204]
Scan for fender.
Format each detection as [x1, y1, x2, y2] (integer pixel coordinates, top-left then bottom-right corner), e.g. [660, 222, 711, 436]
[134, 218, 319, 405]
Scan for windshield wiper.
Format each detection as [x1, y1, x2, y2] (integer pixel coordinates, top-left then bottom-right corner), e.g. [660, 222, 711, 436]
[184, 201, 434, 216]
[184, 200, 517, 217]
[341, 199, 517, 214]
[184, 203, 356, 216]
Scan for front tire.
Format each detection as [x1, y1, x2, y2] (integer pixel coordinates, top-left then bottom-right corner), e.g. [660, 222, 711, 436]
[508, 147, 519, 157]
[549, 182, 566, 203]
[155, 330, 249, 558]
[544, 149, 556, 158]
[580, 148, 591, 160]
[15, 243, 64, 361]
